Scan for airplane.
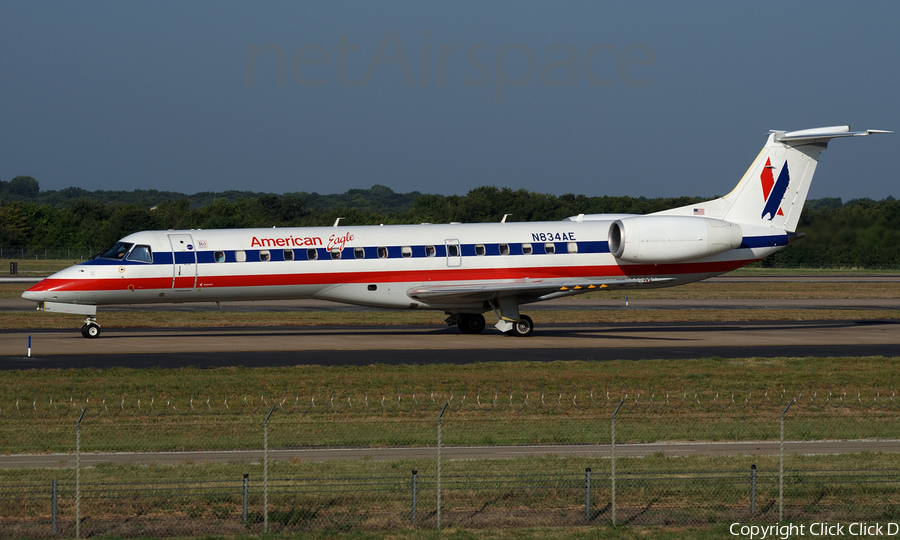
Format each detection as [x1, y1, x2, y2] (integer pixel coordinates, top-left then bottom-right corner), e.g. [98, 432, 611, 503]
[23, 125, 890, 338]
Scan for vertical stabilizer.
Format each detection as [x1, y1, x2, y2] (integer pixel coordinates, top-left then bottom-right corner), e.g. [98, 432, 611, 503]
[720, 131, 823, 232]
[657, 126, 890, 232]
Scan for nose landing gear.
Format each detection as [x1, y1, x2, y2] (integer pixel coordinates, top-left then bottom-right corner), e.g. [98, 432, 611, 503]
[81, 317, 101, 339]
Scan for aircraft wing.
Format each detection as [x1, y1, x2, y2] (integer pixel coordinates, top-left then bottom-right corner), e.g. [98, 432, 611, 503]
[407, 277, 675, 303]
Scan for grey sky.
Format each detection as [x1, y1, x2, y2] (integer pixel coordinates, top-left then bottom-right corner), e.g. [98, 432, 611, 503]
[2, 1, 897, 201]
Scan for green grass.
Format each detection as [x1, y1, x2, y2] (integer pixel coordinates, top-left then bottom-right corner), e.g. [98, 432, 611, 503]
[3, 357, 899, 400]
[1, 358, 898, 454]
[3, 357, 897, 396]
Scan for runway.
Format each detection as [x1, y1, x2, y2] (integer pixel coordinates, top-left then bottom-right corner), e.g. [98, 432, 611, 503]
[2, 318, 898, 369]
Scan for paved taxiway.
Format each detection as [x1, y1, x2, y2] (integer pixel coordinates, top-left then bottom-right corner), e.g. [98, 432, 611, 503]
[2, 274, 897, 368]
[2, 440, 897, 469]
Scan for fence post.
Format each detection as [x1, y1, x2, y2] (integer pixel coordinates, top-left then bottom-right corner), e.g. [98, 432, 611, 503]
[779, 399, 795, 522]
[242, 474, 249, 524]
[437, 401, 448, 530]
[411, 470, 418, 525]
[263, 404, 275, 534]
[75, 407, 86, 540]
[51, 479, 57, 534]
[584, 468, 591, 522]
[750, 464, 756, 516]
[611, 399, 624, 526]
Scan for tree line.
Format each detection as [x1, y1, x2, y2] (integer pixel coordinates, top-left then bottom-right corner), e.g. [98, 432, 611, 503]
[1, 177, 897, 267]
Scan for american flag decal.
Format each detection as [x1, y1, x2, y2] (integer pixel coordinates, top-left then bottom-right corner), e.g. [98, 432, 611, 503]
[693, 208, 705, 215]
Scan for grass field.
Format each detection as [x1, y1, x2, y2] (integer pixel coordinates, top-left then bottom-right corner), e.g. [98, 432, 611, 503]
[2, 357, 897, 454]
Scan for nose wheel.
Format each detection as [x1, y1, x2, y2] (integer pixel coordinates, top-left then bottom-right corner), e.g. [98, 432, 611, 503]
[81, 317, 101, 339]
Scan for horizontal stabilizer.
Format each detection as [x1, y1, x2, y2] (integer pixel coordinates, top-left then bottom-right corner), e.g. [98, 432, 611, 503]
[774, 126, 892, 144]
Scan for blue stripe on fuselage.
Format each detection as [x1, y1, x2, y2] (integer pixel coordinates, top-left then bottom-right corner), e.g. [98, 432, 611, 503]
[75, 236, 787, 267]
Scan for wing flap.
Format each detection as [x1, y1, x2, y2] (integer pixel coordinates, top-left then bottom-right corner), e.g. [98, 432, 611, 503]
[407, 277, 674, 303]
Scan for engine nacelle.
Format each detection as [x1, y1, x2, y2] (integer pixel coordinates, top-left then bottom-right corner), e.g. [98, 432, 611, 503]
[608, 216, 743, 263]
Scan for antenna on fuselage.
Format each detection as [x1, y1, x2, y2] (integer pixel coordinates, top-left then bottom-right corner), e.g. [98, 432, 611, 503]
[501, 214, 512, 223]
[333, 217, 343, 227]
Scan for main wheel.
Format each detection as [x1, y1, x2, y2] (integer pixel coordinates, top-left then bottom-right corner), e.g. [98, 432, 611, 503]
[458, 313, 486, 334]
[511, 315, 534, 337]
[82, 322, 101, 339]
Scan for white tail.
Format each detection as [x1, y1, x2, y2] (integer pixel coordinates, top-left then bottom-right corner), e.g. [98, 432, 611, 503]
[657, 126, 891, 232]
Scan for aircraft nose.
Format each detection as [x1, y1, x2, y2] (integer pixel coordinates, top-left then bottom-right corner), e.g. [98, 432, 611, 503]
[22, 281, 48, 302]
[21, 289, 43, 302]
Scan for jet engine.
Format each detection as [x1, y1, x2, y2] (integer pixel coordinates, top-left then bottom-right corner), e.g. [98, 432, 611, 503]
[608, 216, 743, 264]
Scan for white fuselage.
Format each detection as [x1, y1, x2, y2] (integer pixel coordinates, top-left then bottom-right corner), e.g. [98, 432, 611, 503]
[23, 219, 784, 312]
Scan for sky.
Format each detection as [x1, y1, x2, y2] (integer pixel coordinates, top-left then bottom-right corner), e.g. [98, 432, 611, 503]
[1, 1, 898, 201]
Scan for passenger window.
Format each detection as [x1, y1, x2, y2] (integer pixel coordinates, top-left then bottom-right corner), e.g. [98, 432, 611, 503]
[126, 245, 152, 263]
[402, 246, 412, 258]
[330, 249, 342, 260]
[567, 242, 578, 254]
[544, 243, 555, 254]
[260, 250, 270, 262]
[425, 245, 436, 257]
[235, 250, 246, 262]
[354, 247, 365, 259]
[214, 251, 225, 263]
[377, 247, 388, 259]
[499, 243, 510, 255]
[475, 244, 485, 256]
[447, 244, 459, 257]
[307, 248, 318, 261]
[522, 243, 533, 255]
[284, 249, 294, 261]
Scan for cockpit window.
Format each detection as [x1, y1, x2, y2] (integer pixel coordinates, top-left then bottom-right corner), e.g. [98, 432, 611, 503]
[126, 245, 153, 263]
[97, 242, 133, 260]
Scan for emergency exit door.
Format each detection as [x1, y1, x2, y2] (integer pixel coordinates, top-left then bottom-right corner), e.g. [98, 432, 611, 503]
[445, 239, 461, 267]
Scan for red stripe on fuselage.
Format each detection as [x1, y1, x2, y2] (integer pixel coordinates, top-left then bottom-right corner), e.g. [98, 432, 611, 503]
[27, 260, 751, 293]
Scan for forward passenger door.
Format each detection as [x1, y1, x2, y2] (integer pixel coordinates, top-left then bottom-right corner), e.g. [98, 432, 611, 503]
[168, 234, 197, 290]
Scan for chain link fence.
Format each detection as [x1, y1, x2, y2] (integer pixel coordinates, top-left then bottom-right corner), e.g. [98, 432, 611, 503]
[1, 385, 899, 537]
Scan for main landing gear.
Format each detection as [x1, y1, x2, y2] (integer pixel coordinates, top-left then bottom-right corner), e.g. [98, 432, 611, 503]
[510, 314, 534, 337]
[446, 312, 533, 337]
[81, 316, 101, 339]
[458, 313, 486, 334]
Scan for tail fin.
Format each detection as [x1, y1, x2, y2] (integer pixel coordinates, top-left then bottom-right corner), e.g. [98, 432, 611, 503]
[659, 126, 890, 232]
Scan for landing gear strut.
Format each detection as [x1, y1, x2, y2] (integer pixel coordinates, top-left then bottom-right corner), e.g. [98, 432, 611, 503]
[81, 316, 101, 339]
